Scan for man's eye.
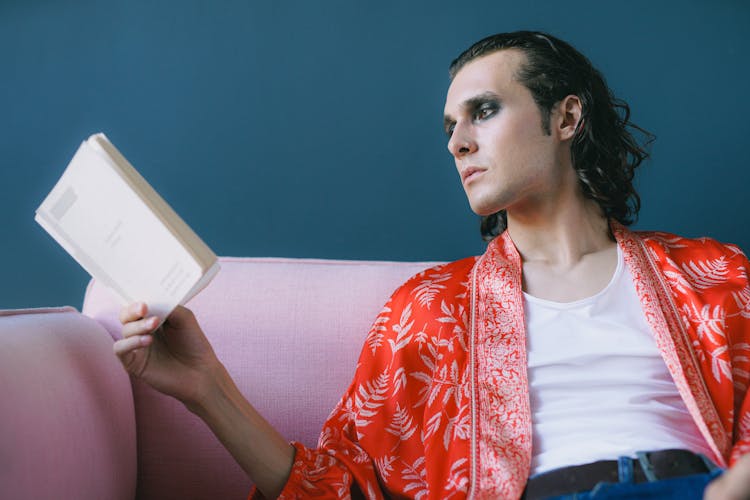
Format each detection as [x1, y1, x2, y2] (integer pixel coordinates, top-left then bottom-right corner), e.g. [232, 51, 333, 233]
[474, 104, 498, 121]
[445, 123, 455, 137]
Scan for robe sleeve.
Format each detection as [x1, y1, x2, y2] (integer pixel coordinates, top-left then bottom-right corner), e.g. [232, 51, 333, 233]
[248, 276, 428, 499]
[724, 246, 750, 466]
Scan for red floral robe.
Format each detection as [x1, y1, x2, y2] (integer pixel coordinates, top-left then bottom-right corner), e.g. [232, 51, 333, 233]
[253, 223, 750, 499]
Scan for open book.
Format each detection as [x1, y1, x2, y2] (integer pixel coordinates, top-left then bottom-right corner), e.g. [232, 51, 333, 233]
[35, 133, 220, 321]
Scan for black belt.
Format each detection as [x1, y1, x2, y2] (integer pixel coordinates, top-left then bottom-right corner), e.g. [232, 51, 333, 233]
[523, 449, 716, 500]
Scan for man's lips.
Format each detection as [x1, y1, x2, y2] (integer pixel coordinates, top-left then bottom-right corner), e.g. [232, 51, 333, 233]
[461, 166, 486, 183]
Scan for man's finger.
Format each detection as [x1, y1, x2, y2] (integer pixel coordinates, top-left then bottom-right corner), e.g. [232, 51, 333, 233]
[119, 302, 148, 324]
[121, 316, 159, 338]
[113, 334, 152, 356]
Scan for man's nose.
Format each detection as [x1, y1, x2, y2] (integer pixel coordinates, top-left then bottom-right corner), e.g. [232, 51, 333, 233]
[447, 124, 477, 158]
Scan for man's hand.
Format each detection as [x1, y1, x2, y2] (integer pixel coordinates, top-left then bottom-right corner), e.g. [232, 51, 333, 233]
[705, 454, 750, 500]
[114, 302, 295, 497]
[114, 302, 219, 409]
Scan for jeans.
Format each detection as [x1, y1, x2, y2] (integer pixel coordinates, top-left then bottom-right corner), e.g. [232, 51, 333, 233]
[547, 455, 724, 500]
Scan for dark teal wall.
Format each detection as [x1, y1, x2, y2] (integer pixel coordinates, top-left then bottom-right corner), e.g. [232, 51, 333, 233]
[2, 1, 748, 309]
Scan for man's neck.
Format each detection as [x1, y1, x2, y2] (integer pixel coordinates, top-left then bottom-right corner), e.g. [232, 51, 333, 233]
[506, 197, 618, 302]
[505, 196, 614, 270]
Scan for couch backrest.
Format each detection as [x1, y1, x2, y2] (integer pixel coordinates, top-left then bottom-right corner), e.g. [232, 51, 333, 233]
[82, 256, 439, 500]
[0, 307, 136, 500]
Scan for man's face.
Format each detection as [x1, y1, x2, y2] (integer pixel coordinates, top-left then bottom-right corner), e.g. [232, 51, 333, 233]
[443, 49, 569, 217]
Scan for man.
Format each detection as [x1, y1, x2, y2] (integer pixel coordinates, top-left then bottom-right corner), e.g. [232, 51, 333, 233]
[115, 31, 750, 499]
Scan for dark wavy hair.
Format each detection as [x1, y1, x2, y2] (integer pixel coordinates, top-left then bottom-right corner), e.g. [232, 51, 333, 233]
[449, 31, 654, 241]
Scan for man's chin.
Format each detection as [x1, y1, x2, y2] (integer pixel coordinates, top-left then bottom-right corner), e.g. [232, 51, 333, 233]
[465, 192, 506, 217]
[469, 202, 504, 218]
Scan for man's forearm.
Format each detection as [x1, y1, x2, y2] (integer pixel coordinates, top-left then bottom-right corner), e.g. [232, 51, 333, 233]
[190, 362, 295, 499]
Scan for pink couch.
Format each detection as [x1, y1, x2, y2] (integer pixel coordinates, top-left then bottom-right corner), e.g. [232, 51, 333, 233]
[0, 256, 438, 500]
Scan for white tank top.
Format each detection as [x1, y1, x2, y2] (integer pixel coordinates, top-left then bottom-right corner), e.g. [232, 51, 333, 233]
[524, 245, 714, 476]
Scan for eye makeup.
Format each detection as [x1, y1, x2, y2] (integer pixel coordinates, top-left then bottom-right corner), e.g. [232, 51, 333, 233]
[444, 91, 502, 137]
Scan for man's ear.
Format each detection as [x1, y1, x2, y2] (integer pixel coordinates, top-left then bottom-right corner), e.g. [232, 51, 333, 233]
[556, 95, 583, 141]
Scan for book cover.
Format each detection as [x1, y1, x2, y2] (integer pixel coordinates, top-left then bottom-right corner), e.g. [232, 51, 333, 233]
[35, 133, 220, 321]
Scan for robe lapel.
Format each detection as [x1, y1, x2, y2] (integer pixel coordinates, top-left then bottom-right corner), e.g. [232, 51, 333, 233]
[613, 222, 729, 466]
[469, 231, 531, 499]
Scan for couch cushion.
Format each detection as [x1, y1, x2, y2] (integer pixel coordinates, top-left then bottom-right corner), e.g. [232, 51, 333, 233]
[0, 307, 136, 500]
[83, 256, 439, 500]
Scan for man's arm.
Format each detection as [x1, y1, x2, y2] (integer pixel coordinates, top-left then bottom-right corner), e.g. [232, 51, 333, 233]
[703, 245, 750, 500]
[705, 454, 750, 500]
[114, 303, 294, 499]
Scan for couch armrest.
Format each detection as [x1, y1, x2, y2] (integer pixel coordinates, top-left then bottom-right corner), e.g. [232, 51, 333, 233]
[0, 307, 136, 500]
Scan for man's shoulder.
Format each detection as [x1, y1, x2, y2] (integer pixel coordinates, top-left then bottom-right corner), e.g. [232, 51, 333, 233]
[633, 231, 749, 283]
[385, 255, 478, 310]
[635, 230, 747, 262]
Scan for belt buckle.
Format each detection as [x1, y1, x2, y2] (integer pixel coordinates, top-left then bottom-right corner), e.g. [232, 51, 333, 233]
[635, 451, 659, 482]
[635, 449, 718, 483]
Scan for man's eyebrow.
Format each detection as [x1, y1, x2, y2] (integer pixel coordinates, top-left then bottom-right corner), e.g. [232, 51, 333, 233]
[444, 91, 502, 127]
[463, 91, 502, 109]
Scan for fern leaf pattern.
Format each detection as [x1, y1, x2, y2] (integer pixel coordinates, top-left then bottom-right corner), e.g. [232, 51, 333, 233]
[401, 457, 428, 499]
[438, 299, 458, 324]
[731, 288, 750, 319]
[423, 411, 442, 442]
[665, 269, 693, 294]
[725, 243, 746, 260]
[366, 306, 392, 355]
[393, 367, 407, 395]
[649, 233, 689, 249]
[413, 271, 452, 309]
[373, 455, 397, 482]
[444, 458, 470, 495]
[388, 304, 415, 354]
[354, 371, 390, 434]
[682, 303, 727, 345]
[332, 471, 352, 500]
[681, 257, 730, 290]
[443, 404, 471, 451]
[707, 344, 732, 383]
[386, 404, 418, 441]
[732, 343, 750, 392]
